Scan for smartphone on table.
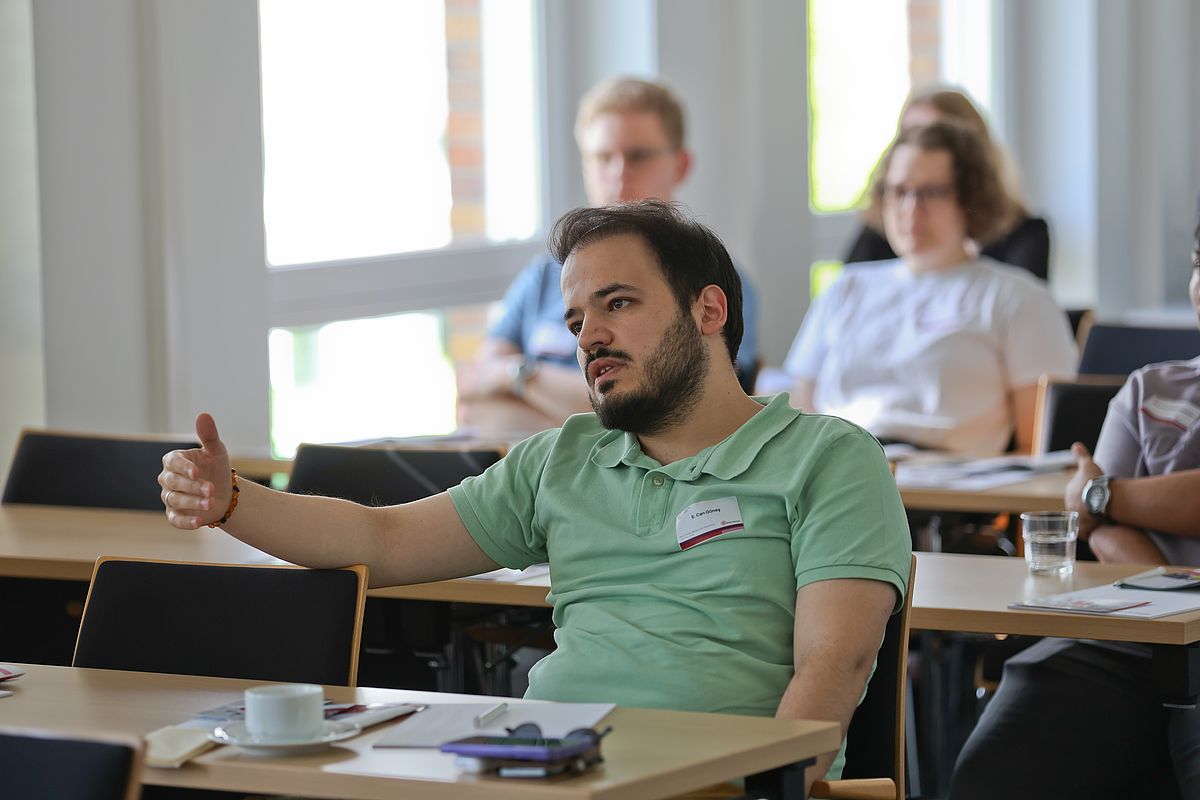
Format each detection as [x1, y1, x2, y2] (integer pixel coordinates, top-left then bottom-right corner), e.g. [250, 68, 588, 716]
[440, 734, 596, 762]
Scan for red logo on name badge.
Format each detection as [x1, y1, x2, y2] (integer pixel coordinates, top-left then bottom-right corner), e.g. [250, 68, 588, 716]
[679, 521, 744, 550]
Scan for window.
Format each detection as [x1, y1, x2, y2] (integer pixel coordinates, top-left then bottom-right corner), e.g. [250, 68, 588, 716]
[807, 0, 995, 215]
[256, 0, 542, 453]
[268, 309, 473, 457]
[259, 0, 541, 266]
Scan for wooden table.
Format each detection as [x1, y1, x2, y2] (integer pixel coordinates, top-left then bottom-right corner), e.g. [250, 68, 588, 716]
[912, 552, 1200, 644]
[911, 551, 1200, 707]
[11, 507, 1200, 638]
[0, 504, 553, 606]
[910, 552, 1200, 792]
[898, 471, 1070, 513]
[2, 664, 840, 800]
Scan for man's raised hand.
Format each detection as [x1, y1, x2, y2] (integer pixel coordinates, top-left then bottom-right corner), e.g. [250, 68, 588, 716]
[159, 413, 232, 529]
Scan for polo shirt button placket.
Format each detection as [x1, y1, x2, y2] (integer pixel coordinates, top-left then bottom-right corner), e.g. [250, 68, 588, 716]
[637, 472, 671, 536]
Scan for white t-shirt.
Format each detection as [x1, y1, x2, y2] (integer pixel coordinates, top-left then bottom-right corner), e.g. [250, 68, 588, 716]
[784, 257, 1078, 455]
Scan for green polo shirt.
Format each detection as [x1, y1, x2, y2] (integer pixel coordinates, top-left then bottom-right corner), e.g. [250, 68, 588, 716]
[448, 394, 910, 778]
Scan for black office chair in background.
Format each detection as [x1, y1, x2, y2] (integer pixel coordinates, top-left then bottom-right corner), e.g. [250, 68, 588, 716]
[0, 728, 142, 800]
[1078, 323, 1200, 376]
[287, 443, 505, 692]
[2, 428, 198, 510]
[286, 443, 502, 505]
[74, 558, 367, 686]
[1, 428, 199, 666]
[1031, 375, 1126, 455]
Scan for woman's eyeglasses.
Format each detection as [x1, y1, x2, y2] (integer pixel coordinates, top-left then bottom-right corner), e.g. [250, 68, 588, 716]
[884, 183, 956, 207]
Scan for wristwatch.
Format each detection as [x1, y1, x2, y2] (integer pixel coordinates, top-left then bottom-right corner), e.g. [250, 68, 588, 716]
[1082, 475, 1113, 521]
[507, 356, 538, 398]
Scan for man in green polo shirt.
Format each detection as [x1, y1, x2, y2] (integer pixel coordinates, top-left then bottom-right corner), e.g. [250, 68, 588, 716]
[160, 201, 911, 791]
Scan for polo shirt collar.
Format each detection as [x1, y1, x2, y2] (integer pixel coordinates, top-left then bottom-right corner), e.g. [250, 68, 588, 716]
[587, 394, 801, 480]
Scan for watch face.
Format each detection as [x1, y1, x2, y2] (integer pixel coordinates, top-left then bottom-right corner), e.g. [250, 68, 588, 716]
[1084, 482, 1106, 514]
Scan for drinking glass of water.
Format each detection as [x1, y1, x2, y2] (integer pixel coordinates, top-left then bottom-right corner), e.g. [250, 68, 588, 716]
[1021, 511, 1079, 576]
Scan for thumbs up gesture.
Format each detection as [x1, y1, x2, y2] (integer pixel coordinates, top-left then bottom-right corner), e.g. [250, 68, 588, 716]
[159, 413, 233, 529]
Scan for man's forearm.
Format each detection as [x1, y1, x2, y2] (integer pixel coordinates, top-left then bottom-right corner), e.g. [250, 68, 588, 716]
[776, 655, 874, 795]
[1108, 471, 1200, 538]
[213, 481, 497, 589]
[219, 479, 387, 572]
[522, 363, 594, 421]
[1089, 524, 1168, 564]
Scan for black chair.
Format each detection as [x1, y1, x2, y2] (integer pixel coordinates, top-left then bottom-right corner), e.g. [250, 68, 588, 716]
[1078, 323, 1200, 376]
[0, 727, 142, 800]
[1031, 375, 1126, 455]
[287, 443, 506, 691]
[2, 429, 201, 666]
[287, 444, 502, 505]
[808, 556, 916, 800]
[2, 429, 198, 510]
[73, 558, 367, 686]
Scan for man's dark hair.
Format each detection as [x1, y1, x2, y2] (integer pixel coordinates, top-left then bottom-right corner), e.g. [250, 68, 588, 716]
[548, 200, 743, 365]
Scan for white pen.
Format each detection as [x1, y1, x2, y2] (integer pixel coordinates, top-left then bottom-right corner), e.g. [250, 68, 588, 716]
[473, 702, 508, 728]
[1114, 566, 1166, 586]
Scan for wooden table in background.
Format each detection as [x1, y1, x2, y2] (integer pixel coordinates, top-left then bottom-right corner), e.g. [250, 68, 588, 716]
[898, 471, 1070, 513]
[0, 504, 552, 606]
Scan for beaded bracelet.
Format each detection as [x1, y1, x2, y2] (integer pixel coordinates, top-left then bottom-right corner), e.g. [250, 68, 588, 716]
[208, 469, 240, 528]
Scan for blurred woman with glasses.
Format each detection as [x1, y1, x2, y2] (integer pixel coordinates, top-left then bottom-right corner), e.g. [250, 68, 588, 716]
[782, 121, 1076, 455]
[844, 86, 1051, 281]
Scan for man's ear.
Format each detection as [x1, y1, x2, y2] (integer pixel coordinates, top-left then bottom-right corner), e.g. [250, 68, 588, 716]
[695, 285, 728, 337]
[673, 148, 693, 187]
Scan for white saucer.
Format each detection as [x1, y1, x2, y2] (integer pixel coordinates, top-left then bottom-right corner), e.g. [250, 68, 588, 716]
[209, 720, 360, 756]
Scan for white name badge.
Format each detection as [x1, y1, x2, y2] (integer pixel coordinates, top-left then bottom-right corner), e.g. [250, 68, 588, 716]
[675, 497, 744, 551]
[1141, 395, 1200, 431]
[528, 320, 578, 359]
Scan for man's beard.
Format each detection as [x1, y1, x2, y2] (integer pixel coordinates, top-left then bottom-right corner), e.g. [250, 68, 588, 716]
[588, 311, 709, 435]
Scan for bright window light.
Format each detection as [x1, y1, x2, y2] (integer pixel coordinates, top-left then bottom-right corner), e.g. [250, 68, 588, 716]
[269, 312, 458, 458]
[808, 0, 911, 213]
[258, 0, 541, 266]
[481, 0, 540, 242]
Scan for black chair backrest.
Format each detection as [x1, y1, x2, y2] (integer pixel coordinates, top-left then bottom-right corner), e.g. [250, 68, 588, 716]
[0, 728, 140, 800]
[1078, 324, 1200, 376]
[839, 556, 915, 793]
[1036, 378, 1125, 455]
[2, 430, 198, 510]
[73, 559, 366, 686]
[287, 444, 502, 505]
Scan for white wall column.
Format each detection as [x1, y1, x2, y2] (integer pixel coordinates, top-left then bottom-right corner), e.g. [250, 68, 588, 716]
[30, 0, 158, 434]
[737, 0, 811, 366]
[1002, 0, 1200, 317]
[0, 0, 45, 476]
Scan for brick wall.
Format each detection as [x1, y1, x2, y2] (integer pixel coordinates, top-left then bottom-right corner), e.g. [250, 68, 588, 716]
[445, 0, 485, 240]
[907, 0, 941, 90]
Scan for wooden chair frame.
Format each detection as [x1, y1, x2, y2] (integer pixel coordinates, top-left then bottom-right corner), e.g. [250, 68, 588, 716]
[810, 555, 916, 800]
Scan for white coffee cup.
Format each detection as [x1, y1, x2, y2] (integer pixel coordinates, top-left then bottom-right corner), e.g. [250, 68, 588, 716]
[244, 684, 324, 742]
